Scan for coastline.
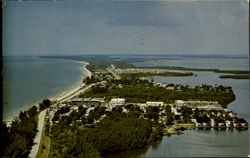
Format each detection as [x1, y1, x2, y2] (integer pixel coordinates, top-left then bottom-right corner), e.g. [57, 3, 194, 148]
[50, 60, 91, 102]
[4, 60, 91, 126]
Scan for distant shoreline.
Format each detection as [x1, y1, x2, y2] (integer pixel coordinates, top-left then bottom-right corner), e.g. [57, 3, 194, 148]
[138, 66, 249, 74]
[4, 60, 91, 126]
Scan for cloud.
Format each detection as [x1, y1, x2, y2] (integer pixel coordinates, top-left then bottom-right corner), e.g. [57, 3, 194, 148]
[2, 1, 249, 55]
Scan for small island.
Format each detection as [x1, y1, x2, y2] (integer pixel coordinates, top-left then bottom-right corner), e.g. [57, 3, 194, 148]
[138, 66, 249, 79]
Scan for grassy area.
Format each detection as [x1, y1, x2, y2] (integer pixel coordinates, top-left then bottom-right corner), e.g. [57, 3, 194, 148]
[138, 66, 249, 74]
[175, 124, 194, 129]
[121, 72, 193, 79]
[219, 75, 249, 79]
[36, 117, 50, 158]
[80, 78, 235, 107]
[86, 61, 135, 72]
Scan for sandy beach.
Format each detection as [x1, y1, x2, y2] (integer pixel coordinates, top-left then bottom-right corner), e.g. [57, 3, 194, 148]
[5, 60, 92, 126]
[51, 60, 92, 102]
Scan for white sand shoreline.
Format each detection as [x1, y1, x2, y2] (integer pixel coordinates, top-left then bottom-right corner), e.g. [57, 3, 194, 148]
[5, 60, 92, 126]
[51, 60, 91, 102]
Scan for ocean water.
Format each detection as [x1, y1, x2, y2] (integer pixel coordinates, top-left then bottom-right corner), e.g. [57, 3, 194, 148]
[105, 56, 249, 157]
[3, 56, 86, 121]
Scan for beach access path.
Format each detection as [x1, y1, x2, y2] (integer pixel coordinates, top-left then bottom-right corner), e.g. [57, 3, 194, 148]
[29, 109, 47, 158]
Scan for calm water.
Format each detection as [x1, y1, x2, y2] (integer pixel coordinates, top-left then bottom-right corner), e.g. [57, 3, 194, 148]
[3, 56, 86, 121]
[105, 129, 248, 158]
[105, 57, 249, 157]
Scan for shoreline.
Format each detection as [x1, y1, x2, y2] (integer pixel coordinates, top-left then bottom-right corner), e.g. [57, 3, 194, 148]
[50, 60, 91, 102]
[4, 60, 92, 126]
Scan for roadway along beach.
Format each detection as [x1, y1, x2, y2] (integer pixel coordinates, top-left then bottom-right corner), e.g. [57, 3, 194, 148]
[28, 110, 46, 158]
[30, 61, 92, 158]
[5, 60, 91, 127]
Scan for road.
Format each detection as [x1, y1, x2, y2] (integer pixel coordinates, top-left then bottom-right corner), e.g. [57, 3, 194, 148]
[107, 67, 121, 80]
[29, 83, 95, 158]
[29, 109, 47, 158]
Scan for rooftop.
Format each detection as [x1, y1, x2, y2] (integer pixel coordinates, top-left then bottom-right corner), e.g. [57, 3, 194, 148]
[110, 98, 126, 103]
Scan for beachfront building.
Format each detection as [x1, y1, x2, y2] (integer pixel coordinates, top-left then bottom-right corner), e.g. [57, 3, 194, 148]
[146, 101, 164, 107]
[172, 107, 181, 116]
[70, 98, 105, 107]
[109, 98, 126, 110]
[175, 100, 219, 107]
[70, 98, 83, 106]
[197, 107, 223, 110]
[175, 100, 185, 107]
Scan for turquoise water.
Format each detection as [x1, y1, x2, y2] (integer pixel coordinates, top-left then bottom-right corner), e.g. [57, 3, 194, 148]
[3, 56, 86, 121]
[105, 57, 249, 157]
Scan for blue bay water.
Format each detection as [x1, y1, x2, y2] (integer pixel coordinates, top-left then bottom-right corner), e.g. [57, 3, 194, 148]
[3, 56, 86, 121]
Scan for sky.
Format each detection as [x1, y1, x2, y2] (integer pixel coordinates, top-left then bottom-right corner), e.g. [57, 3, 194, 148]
[2, 0, 249, 56]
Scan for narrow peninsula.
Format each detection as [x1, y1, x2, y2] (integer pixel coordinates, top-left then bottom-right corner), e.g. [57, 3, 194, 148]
[2, 58, 248, 158]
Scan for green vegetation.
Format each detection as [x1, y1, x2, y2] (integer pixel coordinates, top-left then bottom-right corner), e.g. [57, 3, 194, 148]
[36, 115, 51, 158]
[39, 99, 51, 111]
[121, 72, 193, 79]
[219, 75, 249, 79]
[181, 106, 193, 123]
[80, 78, 235, 108]
[138, 66, 249, 74]
[83, 72, 113, 84]
[2, 98, 52, 158]
[50, 112, 152, 157]
[165, 105, 174, 125]
[145, 106, 160, 122]
[1, 106, 38, 157]
[86, 61, 135, 72]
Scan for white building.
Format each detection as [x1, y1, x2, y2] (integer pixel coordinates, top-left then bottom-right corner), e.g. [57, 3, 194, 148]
[146, 101, 164, 107]
[197, 107, 223, 111]
[225, 120, 231, 127]
[175, 100, 185, 107]
[210, 119, 215, 127]
[70, 98, 83, 105]
[175, 100, 219, 107]
[191, 119, 197, 124]
[72, 106, 79, 111]
[109, 98, 126, 109]
[166, 87, 175, 90]
[172, 107, 181, 115]
[218, 123, 224, 127]
[70, 98, 105, 107]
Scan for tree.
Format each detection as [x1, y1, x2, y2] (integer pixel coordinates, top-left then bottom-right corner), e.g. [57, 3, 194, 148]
[27, 106, 37, 117]
[0, 122, 9, 157]
[39, 99, 51, 111]
[145, 106, 159, 122]
[19, 111, 28, 121]
[166, 115, 174, 125]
